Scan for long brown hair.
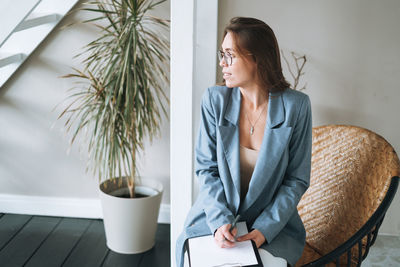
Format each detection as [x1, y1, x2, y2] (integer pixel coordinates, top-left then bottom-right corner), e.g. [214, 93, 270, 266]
[221, 17, 290, 93]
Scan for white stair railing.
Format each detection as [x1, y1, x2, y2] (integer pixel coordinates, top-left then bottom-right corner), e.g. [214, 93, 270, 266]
[0, 53, 27, 68]
[0, 0, 79, 88]
[0, 0, 42, 47]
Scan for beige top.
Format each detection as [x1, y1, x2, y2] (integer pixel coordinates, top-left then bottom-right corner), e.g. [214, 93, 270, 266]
[239, 145, 259, 201]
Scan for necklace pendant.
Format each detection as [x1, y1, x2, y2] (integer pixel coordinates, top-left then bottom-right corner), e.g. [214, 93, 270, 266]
[250, 126, 254, 135]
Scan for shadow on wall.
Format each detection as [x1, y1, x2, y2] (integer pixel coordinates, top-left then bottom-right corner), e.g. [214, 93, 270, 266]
[0, 92, 92, 196]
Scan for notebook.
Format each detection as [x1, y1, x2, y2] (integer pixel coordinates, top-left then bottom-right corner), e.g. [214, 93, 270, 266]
[186, 221, 263, 267]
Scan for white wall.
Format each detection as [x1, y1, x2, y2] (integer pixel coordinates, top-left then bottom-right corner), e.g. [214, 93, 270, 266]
[218, 0, 400, 235]
[0, 0, 170, 220]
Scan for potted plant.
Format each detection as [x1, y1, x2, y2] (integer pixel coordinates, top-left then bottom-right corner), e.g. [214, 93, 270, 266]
[58, 0, 169, 253]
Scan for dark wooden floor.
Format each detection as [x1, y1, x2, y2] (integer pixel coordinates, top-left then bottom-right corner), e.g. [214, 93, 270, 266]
[0, 213, 170, 267]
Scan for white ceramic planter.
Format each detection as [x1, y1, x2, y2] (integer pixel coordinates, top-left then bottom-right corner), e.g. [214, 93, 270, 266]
[99, 177, 163, 254]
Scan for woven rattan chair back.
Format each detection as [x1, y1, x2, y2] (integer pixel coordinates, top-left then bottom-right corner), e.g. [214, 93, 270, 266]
[297, 125, 400, 264]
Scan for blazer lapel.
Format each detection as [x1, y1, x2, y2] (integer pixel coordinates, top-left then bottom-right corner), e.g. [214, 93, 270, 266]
[218, 88, 241, 202]
[240, 92, 292, 212]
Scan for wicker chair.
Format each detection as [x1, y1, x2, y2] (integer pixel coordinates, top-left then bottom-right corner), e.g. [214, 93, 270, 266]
[296, 125, 400, 267]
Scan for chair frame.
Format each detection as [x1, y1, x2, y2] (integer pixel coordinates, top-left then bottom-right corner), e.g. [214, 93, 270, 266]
[302, 176, 399, 267]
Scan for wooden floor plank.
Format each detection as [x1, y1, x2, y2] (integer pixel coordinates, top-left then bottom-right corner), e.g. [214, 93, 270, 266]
[24, 217, 91, 267]
[62, 220, 108, 267]
[0, 214, 170, 267]
[102, 250, 143, 267]
[0, 214, 32, 250]
[0, 216, 60, 267]
[139, 224, 170, 267]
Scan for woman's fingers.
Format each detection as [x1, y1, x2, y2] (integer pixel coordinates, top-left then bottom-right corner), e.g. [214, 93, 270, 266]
[251, 229, 266, 247]
[236, 229, 266, 248]
[231, 227, 238, 240]
[214, 233, 235, 248]
[221, 238, 236, 248]
[221, 225, 236, 242]
[214, 224, 238, 248]
[216, 226, 266, 249]
[236, 232, 251, 242]
[214, 224, 227, 247]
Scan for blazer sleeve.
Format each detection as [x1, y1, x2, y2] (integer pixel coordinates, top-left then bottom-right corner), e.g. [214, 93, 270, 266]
[251, 94, 312, 243]
[195, 88, 235, 233]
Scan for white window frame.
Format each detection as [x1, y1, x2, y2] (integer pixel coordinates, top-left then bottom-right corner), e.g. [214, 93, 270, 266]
[170, 0, 218, 266]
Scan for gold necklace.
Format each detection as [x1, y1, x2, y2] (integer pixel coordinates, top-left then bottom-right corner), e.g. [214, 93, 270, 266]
[245, 103, 267, 135]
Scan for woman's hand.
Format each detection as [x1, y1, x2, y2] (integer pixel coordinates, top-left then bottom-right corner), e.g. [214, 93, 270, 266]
[236, 229, 266, 248]
[214, 224, 238, 248]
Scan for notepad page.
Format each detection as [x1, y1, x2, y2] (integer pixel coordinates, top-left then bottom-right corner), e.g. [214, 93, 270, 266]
[188, 222, 258, 267]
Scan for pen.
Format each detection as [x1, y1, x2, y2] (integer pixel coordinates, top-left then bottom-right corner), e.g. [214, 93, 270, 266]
[228, 215, 241, 242]
[229, 214, 241, 233]
[222, 215, 241, 242]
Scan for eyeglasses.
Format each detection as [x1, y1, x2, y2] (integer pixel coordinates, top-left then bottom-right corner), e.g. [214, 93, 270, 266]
[218, 50, 252, 66]
[218, 50, 234, 66]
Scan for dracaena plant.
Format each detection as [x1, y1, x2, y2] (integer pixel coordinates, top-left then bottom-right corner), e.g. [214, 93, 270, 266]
[59, 0, 169, 198]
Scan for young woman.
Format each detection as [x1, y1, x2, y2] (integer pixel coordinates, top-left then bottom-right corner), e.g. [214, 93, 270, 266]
[176, 17, 312, 267]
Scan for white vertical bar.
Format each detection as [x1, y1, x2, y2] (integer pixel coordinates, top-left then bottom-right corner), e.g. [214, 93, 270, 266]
[192, 0, 219, 199]
[171, 0, 219, 266]
[170, 0, 195, 266]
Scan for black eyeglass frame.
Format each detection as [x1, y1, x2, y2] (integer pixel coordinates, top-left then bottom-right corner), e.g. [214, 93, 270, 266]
[218, 50, 253, 66]
[218, 50, 234, 66]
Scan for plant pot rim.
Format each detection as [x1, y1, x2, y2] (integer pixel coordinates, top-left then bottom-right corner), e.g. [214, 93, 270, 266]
[99, 177, 163, 200]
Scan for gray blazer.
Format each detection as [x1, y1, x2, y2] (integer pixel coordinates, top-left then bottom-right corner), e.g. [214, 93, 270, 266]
[176, 86, 312, 267]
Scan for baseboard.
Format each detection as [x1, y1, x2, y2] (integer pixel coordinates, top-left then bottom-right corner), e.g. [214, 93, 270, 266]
[0, 194, 170, 223]
[376, 232, 400, 237]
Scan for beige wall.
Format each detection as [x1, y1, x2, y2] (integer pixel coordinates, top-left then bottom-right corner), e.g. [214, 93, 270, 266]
[0, 1, 170, 205]
[218, 0, 400, 235]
